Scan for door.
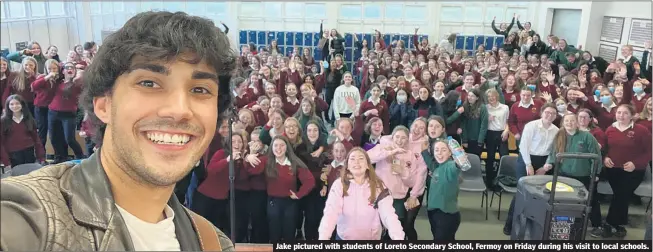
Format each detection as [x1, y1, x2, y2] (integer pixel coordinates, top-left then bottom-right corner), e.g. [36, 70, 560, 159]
[551, 9, 582, 46]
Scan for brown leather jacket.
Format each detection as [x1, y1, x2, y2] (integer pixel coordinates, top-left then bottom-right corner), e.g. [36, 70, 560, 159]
[0, 153, 234, 251]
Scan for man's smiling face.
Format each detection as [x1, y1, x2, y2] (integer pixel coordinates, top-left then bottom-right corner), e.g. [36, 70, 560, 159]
[94, 56, 219, 186]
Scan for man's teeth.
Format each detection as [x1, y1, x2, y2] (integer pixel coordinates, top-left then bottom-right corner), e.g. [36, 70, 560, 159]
[146, 132, 190, 145]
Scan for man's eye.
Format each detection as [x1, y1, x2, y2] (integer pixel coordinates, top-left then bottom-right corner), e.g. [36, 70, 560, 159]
[191, 87, 211, 94]
[138, 80, 159, 88]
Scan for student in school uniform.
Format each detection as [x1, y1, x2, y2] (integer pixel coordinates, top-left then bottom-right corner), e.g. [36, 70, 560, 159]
[577, 109, 607, 150]
[508, 88, 542, 145]
[491, 14, 516, 39]
[544, 113, 604, 237]
[244, 128, 269, 243]
[502, 74, 522, 108]
[318, 147, 405, 240]
[460, 89, 489, 157]
[48, 62, 85, 162]
[413, 86, 444, 120]
[320, 141, 348, 197]
[423, 140, 464, 240]
[503, 103, 559, 235]
[601, 104, 652, 238]
[361, 117, 384, 151]
[327, 115, 364, 152]
[0, 94, 46, 168]
[194, 130, 249, 239]
[259, 108, 287, 145]
[30, 59, 61, 147]
[246, 136, 315, 242]
[8, 57, 38, 117]
[631, 79, 651, 113]
[484, 89, 510, 189]
[359, 84, 391, 135]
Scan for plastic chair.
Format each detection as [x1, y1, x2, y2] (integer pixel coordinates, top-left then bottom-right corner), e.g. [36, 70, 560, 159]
[459, 154, 488, 220]
[490, 155, 518, 220]
[634, 165, 652, 212]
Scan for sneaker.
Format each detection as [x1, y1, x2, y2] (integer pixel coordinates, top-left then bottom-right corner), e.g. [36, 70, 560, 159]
[590, 227, 603, 238]
[601, 224, 613, 238]
[613, 226, 627, 238]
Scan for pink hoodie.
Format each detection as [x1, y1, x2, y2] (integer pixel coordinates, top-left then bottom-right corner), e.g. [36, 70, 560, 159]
[318, 178, 405, 240]
[367, 141, 427, 199]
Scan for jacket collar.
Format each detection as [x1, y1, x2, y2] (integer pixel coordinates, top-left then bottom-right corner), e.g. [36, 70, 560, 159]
[60, 151, 202, 251]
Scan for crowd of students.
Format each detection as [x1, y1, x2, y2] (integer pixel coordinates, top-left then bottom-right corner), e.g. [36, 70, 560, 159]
[1, 14, 652, 242]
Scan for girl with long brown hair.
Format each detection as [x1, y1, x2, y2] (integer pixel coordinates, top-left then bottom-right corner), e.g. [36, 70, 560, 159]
[318, 147, 404, 240]
[542, 113, 603, 237]
[247, 135, 315, 242]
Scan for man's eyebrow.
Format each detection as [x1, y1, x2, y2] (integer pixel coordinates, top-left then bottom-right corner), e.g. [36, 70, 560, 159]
[192, 71, 219, 84]
[127, 63, 169, 75]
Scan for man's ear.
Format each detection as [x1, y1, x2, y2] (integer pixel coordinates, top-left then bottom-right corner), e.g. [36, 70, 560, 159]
[93, 96, 111, 124]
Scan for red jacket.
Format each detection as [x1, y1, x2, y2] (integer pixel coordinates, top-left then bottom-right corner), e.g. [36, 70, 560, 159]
[0, 119, 45, 165]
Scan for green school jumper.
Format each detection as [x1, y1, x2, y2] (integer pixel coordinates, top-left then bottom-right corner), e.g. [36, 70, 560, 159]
[546, 130, 602, 177]
[461, 104, 489, 144]
[426, 159, 461, 214]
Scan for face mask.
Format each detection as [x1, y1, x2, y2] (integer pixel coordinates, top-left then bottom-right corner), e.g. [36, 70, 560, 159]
[456, 100, 462, 106]
[527, 85, 536, 92]
[633, 87, 643, 94]
[608, 87, 615, 93]
[557, 105, 566, 112]
[600, 96, 612, 105]
[397, 95, 407, 103]
[594, 90, 601, 97]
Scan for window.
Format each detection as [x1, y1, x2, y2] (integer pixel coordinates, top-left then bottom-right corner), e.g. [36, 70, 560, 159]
[440, 6, 463, 22]
[140, 1, 163, 12]
[123, 2, 140, 14]
[508, 8, 528, 22]
[485, 6, 505, 22]
[404, 6, 426, 21]
[186, 2, 205, 16]
[384, 3, 403, 19]
[464, 5, 483, 22]
[305, 3, 326, 18]
[101, 2, 112, 14]
[165, 2, 185, 13]
[112, 2, 124, 13]
[339, 5, 361, 19]
[48, 1, 66, 16]
[240, 2, 261, 17]
[0, 2, 5, 19]
[90, 2, 102, 15]
[30, 2, 46, 17]
[364, 4, 381, 19]
[285, 3, 304, 18]
[264, 3, 281, 18]
[206, 2, 227, 16]
[7, 2, 26, 18]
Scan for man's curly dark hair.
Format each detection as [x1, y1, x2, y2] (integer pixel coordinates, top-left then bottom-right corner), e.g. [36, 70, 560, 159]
[79, 11, 236, 144]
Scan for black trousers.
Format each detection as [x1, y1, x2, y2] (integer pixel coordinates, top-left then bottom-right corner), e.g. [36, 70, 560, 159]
[268, 196, 298, 242]
[325, 87, 336, 123]
[464, 140, 482, 157]
[192, 191, 229, 235]
[9, 146, 37, 167]
[605, 168, 645, 227]
[563, 174, 602, 228]
[427, 209, 461, 241]
[485, 130, 509, 187]
[404, 189, 425, 241]
[234, 190, 250, 243]
[302, 188, 325, 240]
[34, 106, 49, 148]
[249, 190, 269, 243]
